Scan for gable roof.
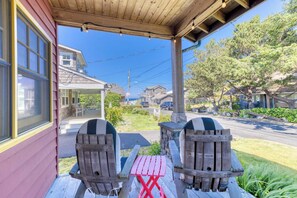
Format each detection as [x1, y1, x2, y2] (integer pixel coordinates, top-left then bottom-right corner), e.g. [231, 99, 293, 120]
[146, 85, 166, 90]
[58, 44, 87, 66]
[59, 66, 106, 90]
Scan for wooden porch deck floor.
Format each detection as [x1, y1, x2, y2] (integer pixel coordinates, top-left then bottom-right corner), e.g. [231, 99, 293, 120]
[46, 158, 253, 198]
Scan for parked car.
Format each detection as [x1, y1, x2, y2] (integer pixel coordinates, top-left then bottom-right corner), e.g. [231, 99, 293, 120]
[140, 101, 149, 108]
[160, 101, 173, 110]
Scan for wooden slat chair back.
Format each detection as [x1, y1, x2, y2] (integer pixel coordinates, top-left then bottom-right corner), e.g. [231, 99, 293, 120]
[169, 117, 244, 198]
[70, 119, 140, 197]
[76, 133, 119, 195]
[182, 128, 233, 191]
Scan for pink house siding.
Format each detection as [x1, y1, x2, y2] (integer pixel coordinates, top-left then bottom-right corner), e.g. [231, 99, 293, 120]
[0, 0, 59, 197]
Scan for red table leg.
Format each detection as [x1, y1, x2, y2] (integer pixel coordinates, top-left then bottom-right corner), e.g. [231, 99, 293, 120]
[137, 175, 154, 198]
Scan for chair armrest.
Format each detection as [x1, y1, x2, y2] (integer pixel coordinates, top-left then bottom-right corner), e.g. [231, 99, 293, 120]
[231, 150, 244, 174]
[69, 163, 79, 177]
[119, 145, 140, 179]
[169, 140, 182, 168]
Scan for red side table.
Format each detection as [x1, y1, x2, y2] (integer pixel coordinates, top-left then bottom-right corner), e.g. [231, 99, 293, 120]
[131, 155, 167, 198]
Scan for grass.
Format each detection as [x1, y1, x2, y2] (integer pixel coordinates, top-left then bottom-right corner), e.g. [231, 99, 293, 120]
[59, 156, 76, 175]
[232, 138, 297, 170]
[116, 113, 159, 132]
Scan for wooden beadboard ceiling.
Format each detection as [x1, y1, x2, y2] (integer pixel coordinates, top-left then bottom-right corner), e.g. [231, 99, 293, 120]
[49, 0, 265, 42]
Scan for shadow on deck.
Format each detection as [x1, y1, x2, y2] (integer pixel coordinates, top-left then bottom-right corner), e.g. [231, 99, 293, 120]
[46, 158, 253, 198]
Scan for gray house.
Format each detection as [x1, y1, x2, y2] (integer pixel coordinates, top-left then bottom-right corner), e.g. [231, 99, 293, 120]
[58, 45, 107, 121]
[140, 85, 166, 105]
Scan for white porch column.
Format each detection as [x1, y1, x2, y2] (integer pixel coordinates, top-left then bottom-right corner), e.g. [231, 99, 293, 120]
[171, 37, 187, 123]
[101, 90, 105, 119]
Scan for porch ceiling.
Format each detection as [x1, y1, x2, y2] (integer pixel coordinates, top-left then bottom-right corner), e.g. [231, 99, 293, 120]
[48, 0, 264, 42]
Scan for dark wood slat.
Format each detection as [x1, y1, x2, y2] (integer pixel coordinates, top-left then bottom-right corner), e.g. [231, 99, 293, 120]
[194, 130, 203, 189]
[184, 129, 195, 184]
[201, 130, 214, 191]
[213, 130, 222, 191]
[98, 135, 109, 194]
[220, 129, 231, 191]
[185, 134, 232, 142]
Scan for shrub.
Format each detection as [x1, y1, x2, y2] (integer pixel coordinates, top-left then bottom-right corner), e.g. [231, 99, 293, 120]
[232, 103, 241, 110]
[186, 104, 192, 111]
[158, 114, 171, 122]
[239, 109, 253, 118]
[250, 108, 297, 123]
[238, 164, 297, 198]
[131, 108, 149, 115]
[105, 107, 123, 126]
[122, 105, 141, 113]
[147, 142, 161, 155]
[104, 92, 122, 108]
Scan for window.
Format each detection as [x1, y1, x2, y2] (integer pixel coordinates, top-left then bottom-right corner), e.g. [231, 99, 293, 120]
[17, 12, 50, 134]
[62, 60, 70, 65]
[0, 0, 10, 141]
[61, 52, 72, 67]
[61, 89, 69, 107]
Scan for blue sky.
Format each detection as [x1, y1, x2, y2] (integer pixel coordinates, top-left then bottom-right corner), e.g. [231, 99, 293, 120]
[58, 0, 284, 98]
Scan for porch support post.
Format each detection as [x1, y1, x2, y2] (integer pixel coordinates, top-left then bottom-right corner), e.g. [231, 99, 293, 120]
[101, 90, 105, 119]
[171, 37, 187, 123]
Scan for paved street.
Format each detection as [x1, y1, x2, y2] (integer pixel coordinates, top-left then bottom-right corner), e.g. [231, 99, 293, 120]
[185, 112, 297, 147]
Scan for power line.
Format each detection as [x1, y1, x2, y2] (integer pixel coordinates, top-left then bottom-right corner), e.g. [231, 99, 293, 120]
[87, 45, 169, 64]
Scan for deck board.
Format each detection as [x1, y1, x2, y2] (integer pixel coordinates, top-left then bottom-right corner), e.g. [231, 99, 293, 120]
[46, 158, 253, 198]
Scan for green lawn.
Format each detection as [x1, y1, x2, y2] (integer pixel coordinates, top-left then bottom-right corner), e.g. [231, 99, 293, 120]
[116, 113, 159, 132]
[232, 138, 297, 171]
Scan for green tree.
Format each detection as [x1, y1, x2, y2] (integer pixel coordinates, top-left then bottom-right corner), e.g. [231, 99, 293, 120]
[185, 40, 235, 112]
[228, 11, 297, 108]
[104, 92, 122, 109]
[79, 94, 101, 109]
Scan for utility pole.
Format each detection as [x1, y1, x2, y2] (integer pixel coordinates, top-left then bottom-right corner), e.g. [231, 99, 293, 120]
[127, 69, 130, 104]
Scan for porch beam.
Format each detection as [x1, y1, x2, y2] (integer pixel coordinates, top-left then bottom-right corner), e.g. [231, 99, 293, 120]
[235, 0, 250, 9]
[101, 90, 105, 120]
[213, 10, 226, 24]
[174, 0, 222, 37]
[52, 8, 174, 40]
[198, 23, 209, 34]
[171, 37, 186, 123]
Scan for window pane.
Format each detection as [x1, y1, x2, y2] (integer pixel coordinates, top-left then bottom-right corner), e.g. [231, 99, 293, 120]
[17, 17, 27, 44]
[39, 39, 46, 58]
[0, 30, 3, 59]
[39, 58, 46, 75]
[29, 29, 38, 52]
[63, 60, 70, 65]
[18, 43, 28, 68]
[29, 51, 38, 72]
[18, 74, 49, 133]
[0, 64, 10, 141]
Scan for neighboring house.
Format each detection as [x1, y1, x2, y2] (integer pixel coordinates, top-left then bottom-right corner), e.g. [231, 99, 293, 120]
[107, 83, 126, 102]
[140, 85, 166, 105]
[226, 86, 297, 109]
[153, 93, 173, 105]
[58, 45, 107, 121]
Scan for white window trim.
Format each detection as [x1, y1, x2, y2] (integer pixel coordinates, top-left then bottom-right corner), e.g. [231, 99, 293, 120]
[61, 89, 70, 108]
[60, 52, 73, 67]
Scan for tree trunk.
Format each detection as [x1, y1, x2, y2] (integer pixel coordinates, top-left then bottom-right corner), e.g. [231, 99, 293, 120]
[229, 94, 233, 110]
[247, 88, 254, 109]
